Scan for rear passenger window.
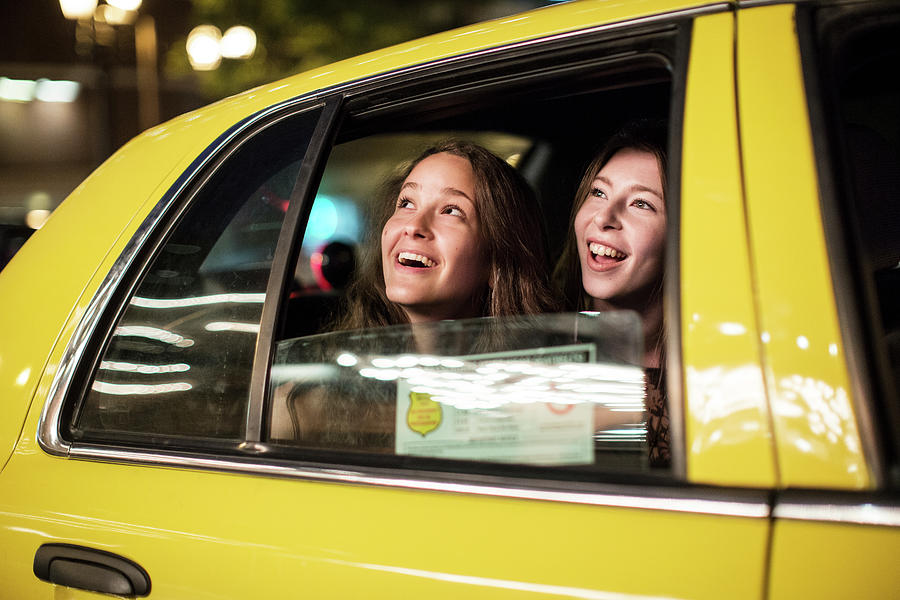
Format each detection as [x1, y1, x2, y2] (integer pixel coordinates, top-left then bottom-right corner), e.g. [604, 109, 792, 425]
[808, 5, 900, 479]
[264, 35, 681, 476]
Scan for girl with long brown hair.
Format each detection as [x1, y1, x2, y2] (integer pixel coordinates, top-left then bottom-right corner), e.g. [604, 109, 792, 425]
[554, 120, 670, 466]
[272, 140, 558, 448]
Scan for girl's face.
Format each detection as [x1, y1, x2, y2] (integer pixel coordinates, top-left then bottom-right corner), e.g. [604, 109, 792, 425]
[381, 152, 489, 323]
[574, 148, 666, 310]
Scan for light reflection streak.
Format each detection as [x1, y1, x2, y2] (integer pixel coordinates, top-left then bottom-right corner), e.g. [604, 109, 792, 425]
[113, 325, 194, 347]
[92, 381, 192, 395]
[99, 360, 190, 374]
[353, 354, 645, 413]
[2, 510, 283, 551]
[130, 292, 265, 309]
[321, 558, 682, 600]
[205, 321, 261, 333]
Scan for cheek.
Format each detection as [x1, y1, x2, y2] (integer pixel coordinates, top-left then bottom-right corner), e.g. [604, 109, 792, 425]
[454, 235, 490, 283]
[573, 207, 591, 240]
[635, 222, 666, 264]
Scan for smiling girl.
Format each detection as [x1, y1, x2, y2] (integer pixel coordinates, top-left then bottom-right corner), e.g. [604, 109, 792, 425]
[339, 139, 557, 329]
[554, 120, 670, 465]
[271, 141, 557, 447]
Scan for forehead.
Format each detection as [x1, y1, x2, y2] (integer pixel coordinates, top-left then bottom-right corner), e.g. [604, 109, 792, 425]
[405, 152, 476, 191]
[596, 148, 663, 190]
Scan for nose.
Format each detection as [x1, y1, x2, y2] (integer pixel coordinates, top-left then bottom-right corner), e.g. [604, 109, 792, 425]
[403, 210, 433, 239]
[591, 199, 622, 230]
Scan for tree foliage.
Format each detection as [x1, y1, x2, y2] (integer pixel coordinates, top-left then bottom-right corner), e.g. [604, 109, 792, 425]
[164, 0, 542, 100]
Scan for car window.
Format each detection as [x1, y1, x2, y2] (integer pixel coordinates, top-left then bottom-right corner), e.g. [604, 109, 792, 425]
[809, 5, 900, 479]
[265, 36, 680, 476]
[70, 108, 321, 442]
[270, 312, 649, 469]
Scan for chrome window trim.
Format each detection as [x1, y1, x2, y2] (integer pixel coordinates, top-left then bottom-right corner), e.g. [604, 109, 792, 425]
[38, 3, 727, 502]
[68, 443, 770, 518]
[774, 500, 900, 527]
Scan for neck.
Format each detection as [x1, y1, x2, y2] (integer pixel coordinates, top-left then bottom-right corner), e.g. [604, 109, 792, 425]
[592, 296, 663, 368]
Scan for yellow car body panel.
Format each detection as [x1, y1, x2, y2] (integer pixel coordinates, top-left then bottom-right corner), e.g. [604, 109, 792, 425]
[1, 0, 897, 597]
[680, 11, 776, 488]
[4, 423, 770, 599]
[768, 518, 900, 599]
[736, 4, 870, 489]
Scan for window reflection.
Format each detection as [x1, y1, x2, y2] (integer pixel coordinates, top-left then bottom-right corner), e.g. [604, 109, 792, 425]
[269, 312, 654, 469]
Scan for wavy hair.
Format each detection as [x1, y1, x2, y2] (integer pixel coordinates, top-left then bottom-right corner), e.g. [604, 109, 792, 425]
[337, 139, 558, 330]
[552, 120, 668, 311]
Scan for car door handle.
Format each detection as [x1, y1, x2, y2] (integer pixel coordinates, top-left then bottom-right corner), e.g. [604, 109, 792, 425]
[34, 543, 151, 597]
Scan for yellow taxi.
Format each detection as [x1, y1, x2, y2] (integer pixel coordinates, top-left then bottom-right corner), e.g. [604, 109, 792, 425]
[2, 0, 898, 597]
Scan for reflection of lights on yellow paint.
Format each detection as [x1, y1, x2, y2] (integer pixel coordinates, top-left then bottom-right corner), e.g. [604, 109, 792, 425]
[15, 368, 31, 386]
[794, 438, 813, 453]
[796, 335, 809, 350]
[828, 343, 838, 356]
[718, 322, 747, 336]
[761, 331, 771, 343]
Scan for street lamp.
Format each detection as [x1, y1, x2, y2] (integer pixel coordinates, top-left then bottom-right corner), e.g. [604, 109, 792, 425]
[58, 0, 159, 135]
[58, 0, 98, 20]
[187, 24, 257, 71]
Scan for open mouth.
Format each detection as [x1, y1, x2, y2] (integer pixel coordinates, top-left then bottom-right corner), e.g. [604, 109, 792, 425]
[397, 251, 436, 268]
[589, 242, 627, 261]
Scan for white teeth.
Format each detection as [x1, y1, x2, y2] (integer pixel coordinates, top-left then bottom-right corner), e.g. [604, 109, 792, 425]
[398, 251, 436, 267]
[589, 242, 626, 259]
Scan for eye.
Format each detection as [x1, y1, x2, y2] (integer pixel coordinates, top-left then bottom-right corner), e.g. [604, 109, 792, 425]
[590, 187, 607, 199]
[441, 205, 466, 218]
[396, 197, 413, 209]
[632, 198, 656, 212]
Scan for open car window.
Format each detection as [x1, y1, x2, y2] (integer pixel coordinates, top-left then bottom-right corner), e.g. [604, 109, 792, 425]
[264, 28, 680, 476]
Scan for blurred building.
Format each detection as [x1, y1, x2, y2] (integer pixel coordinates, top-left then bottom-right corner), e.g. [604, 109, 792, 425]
[0, 0, 548, 268]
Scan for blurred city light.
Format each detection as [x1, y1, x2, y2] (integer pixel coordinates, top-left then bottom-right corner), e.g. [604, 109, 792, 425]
[221, 26, 257, 59]
[58, 0, 98, 20]
[0, 78, 37, 102]
[25, 210, 52, 230]
[0, 78, 81, 103]
[186, 25, 223, 71]
[35, 79, 81, 103]
[106, 0, 142, 10]
[96, 3, 137, 25]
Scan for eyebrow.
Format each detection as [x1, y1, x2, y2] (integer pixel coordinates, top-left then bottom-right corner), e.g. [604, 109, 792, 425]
[400, 181, 474, 203]
[595, 175, 663, 200]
